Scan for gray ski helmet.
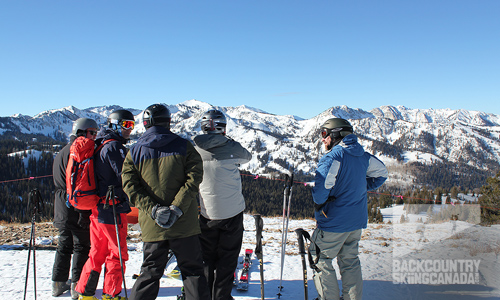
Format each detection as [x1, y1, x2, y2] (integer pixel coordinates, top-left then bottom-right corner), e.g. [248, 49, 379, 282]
[200, 109, 226, 134]
[72, 118, 98, 136]
[142, 104, 171, 129]
[320, 118, 353, 139]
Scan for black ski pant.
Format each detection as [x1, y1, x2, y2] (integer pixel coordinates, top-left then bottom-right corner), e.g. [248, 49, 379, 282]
[199, 212, 244, 300]
[129, 235, 209, 300]
[52, 228, 91, 283]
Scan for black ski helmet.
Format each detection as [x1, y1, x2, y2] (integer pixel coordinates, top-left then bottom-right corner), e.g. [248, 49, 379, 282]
[72, 118, 98, 137]
[107, 109, 135, 132]
[320, 118, 353, 139]
[143, 104, 171, 129]
[200, 109, 226, 134]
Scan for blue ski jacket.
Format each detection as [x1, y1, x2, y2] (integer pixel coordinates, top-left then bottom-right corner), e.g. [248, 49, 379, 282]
[312, 134, 388, 232]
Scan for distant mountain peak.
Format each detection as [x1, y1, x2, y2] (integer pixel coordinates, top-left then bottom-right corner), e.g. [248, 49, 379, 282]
[1, 101, 499, 189]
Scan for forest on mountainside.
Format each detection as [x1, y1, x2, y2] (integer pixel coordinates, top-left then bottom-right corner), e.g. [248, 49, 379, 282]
[0, 139, 499, 224]
[0, 139, 61, 223]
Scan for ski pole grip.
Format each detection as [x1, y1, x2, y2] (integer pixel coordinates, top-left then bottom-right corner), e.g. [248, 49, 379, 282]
[295, 228, 306, 254]
[253, 214, 263, 232]
[104, 185, 115, 209]
[28, 189, 44, 216]
[284, 174, 290, 187]
[253, 214, 263, 256]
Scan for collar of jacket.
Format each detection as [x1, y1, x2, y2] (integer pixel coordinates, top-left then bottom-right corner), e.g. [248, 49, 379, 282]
[96, 127, 127, 144]
[193, 134, 227, 150]
[325, 134, 358, 153]
[136, 125, 179, 148]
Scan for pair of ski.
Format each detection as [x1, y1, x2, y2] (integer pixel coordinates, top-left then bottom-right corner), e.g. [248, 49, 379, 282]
[235, 248, 253, 291]
[234, 213, 265, 299]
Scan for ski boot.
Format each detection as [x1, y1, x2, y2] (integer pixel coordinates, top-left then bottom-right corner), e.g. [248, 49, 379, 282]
[176, 286, 185, 300]
[52, 281, 70, 297]
[78, 296, 99, 300]
[102, 294, 127, 300]
[70, 282, 79, 300]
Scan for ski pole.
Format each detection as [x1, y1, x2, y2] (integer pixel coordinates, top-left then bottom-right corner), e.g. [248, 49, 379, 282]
[295, 228, 308, 300]
[23, 189, 43, 300]
[253, 214, 265, 300]
[23, 213, 36, 300]
[107, 185, 128, 299]
[278, 172, 293, 298]
[283, 173, 294, 248]
[278, 174, 289, 297]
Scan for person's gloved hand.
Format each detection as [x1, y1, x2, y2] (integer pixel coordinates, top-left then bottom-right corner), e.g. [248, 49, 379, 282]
[164, 205, 183, 228]
[151, 204, 171, 228]
[77, 212, 91, 229]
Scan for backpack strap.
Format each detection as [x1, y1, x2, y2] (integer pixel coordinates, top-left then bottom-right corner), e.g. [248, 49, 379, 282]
[94, 138, 117, 154]
[93, 139, 120, 207]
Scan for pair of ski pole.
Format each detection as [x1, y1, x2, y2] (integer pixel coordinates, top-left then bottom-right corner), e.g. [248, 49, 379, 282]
[276, 172, 312, 300]
[278, 172, 294, 298]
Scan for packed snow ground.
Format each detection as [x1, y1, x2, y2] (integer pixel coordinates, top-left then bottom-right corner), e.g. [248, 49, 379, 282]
[1, 206, 500, 300]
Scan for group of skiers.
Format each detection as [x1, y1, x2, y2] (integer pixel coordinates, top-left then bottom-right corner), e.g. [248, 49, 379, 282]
[52, 109, 135, 300]
[51, 103, 388, 300]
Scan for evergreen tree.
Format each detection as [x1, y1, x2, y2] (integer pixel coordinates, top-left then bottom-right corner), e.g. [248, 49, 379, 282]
[479, 171, 500, 224]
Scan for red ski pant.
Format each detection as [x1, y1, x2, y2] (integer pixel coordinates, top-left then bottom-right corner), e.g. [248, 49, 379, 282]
[75, 212, 128, 297]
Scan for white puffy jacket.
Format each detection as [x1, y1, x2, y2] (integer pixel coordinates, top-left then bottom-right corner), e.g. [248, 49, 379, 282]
[193, 134, 252, 220]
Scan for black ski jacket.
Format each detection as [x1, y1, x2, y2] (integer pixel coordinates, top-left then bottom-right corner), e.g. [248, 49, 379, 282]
[94, 127, 131, 225]
[53, 135, 90, 231]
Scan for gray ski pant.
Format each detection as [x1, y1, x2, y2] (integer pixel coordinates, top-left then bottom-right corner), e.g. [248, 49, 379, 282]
[310, 228, 363, 300]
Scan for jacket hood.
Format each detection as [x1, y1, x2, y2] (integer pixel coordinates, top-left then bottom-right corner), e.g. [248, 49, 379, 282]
[136, 126, 179, 149]
[339, 134, 364, 157]
[193, 134, 228, 150]
[96, 127, 127, 144]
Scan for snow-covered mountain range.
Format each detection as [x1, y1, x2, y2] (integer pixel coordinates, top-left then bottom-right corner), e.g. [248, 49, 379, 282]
[2, 100, 500, 187]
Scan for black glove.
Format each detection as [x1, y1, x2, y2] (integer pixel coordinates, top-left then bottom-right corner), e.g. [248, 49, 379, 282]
[77, 211, 91, 229]
[151, 204, 183, 229]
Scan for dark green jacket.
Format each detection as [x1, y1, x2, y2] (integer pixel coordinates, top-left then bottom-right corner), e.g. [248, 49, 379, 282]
[122, 126, 203, 242]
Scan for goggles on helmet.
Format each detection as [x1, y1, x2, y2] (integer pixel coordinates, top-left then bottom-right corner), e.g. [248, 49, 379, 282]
[320, 127, 344, 139]
[121, 120, 135, 130]
[320, 128, 331, 139]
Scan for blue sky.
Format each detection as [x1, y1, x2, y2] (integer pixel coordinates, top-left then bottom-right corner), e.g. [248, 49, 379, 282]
[1, 0, 499, 119]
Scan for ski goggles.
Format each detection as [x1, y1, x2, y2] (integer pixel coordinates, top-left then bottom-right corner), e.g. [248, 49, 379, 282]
[121, 120, 135, 130]
[320, 127, 343, 139]
[320, 128, 331, 139]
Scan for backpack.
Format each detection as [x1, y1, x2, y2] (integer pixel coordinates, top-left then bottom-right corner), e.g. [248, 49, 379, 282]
[66, 136, 112, 210]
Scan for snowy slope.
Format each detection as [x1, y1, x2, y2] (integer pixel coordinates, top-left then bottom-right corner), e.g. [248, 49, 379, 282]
[1, 209, 499, 300]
